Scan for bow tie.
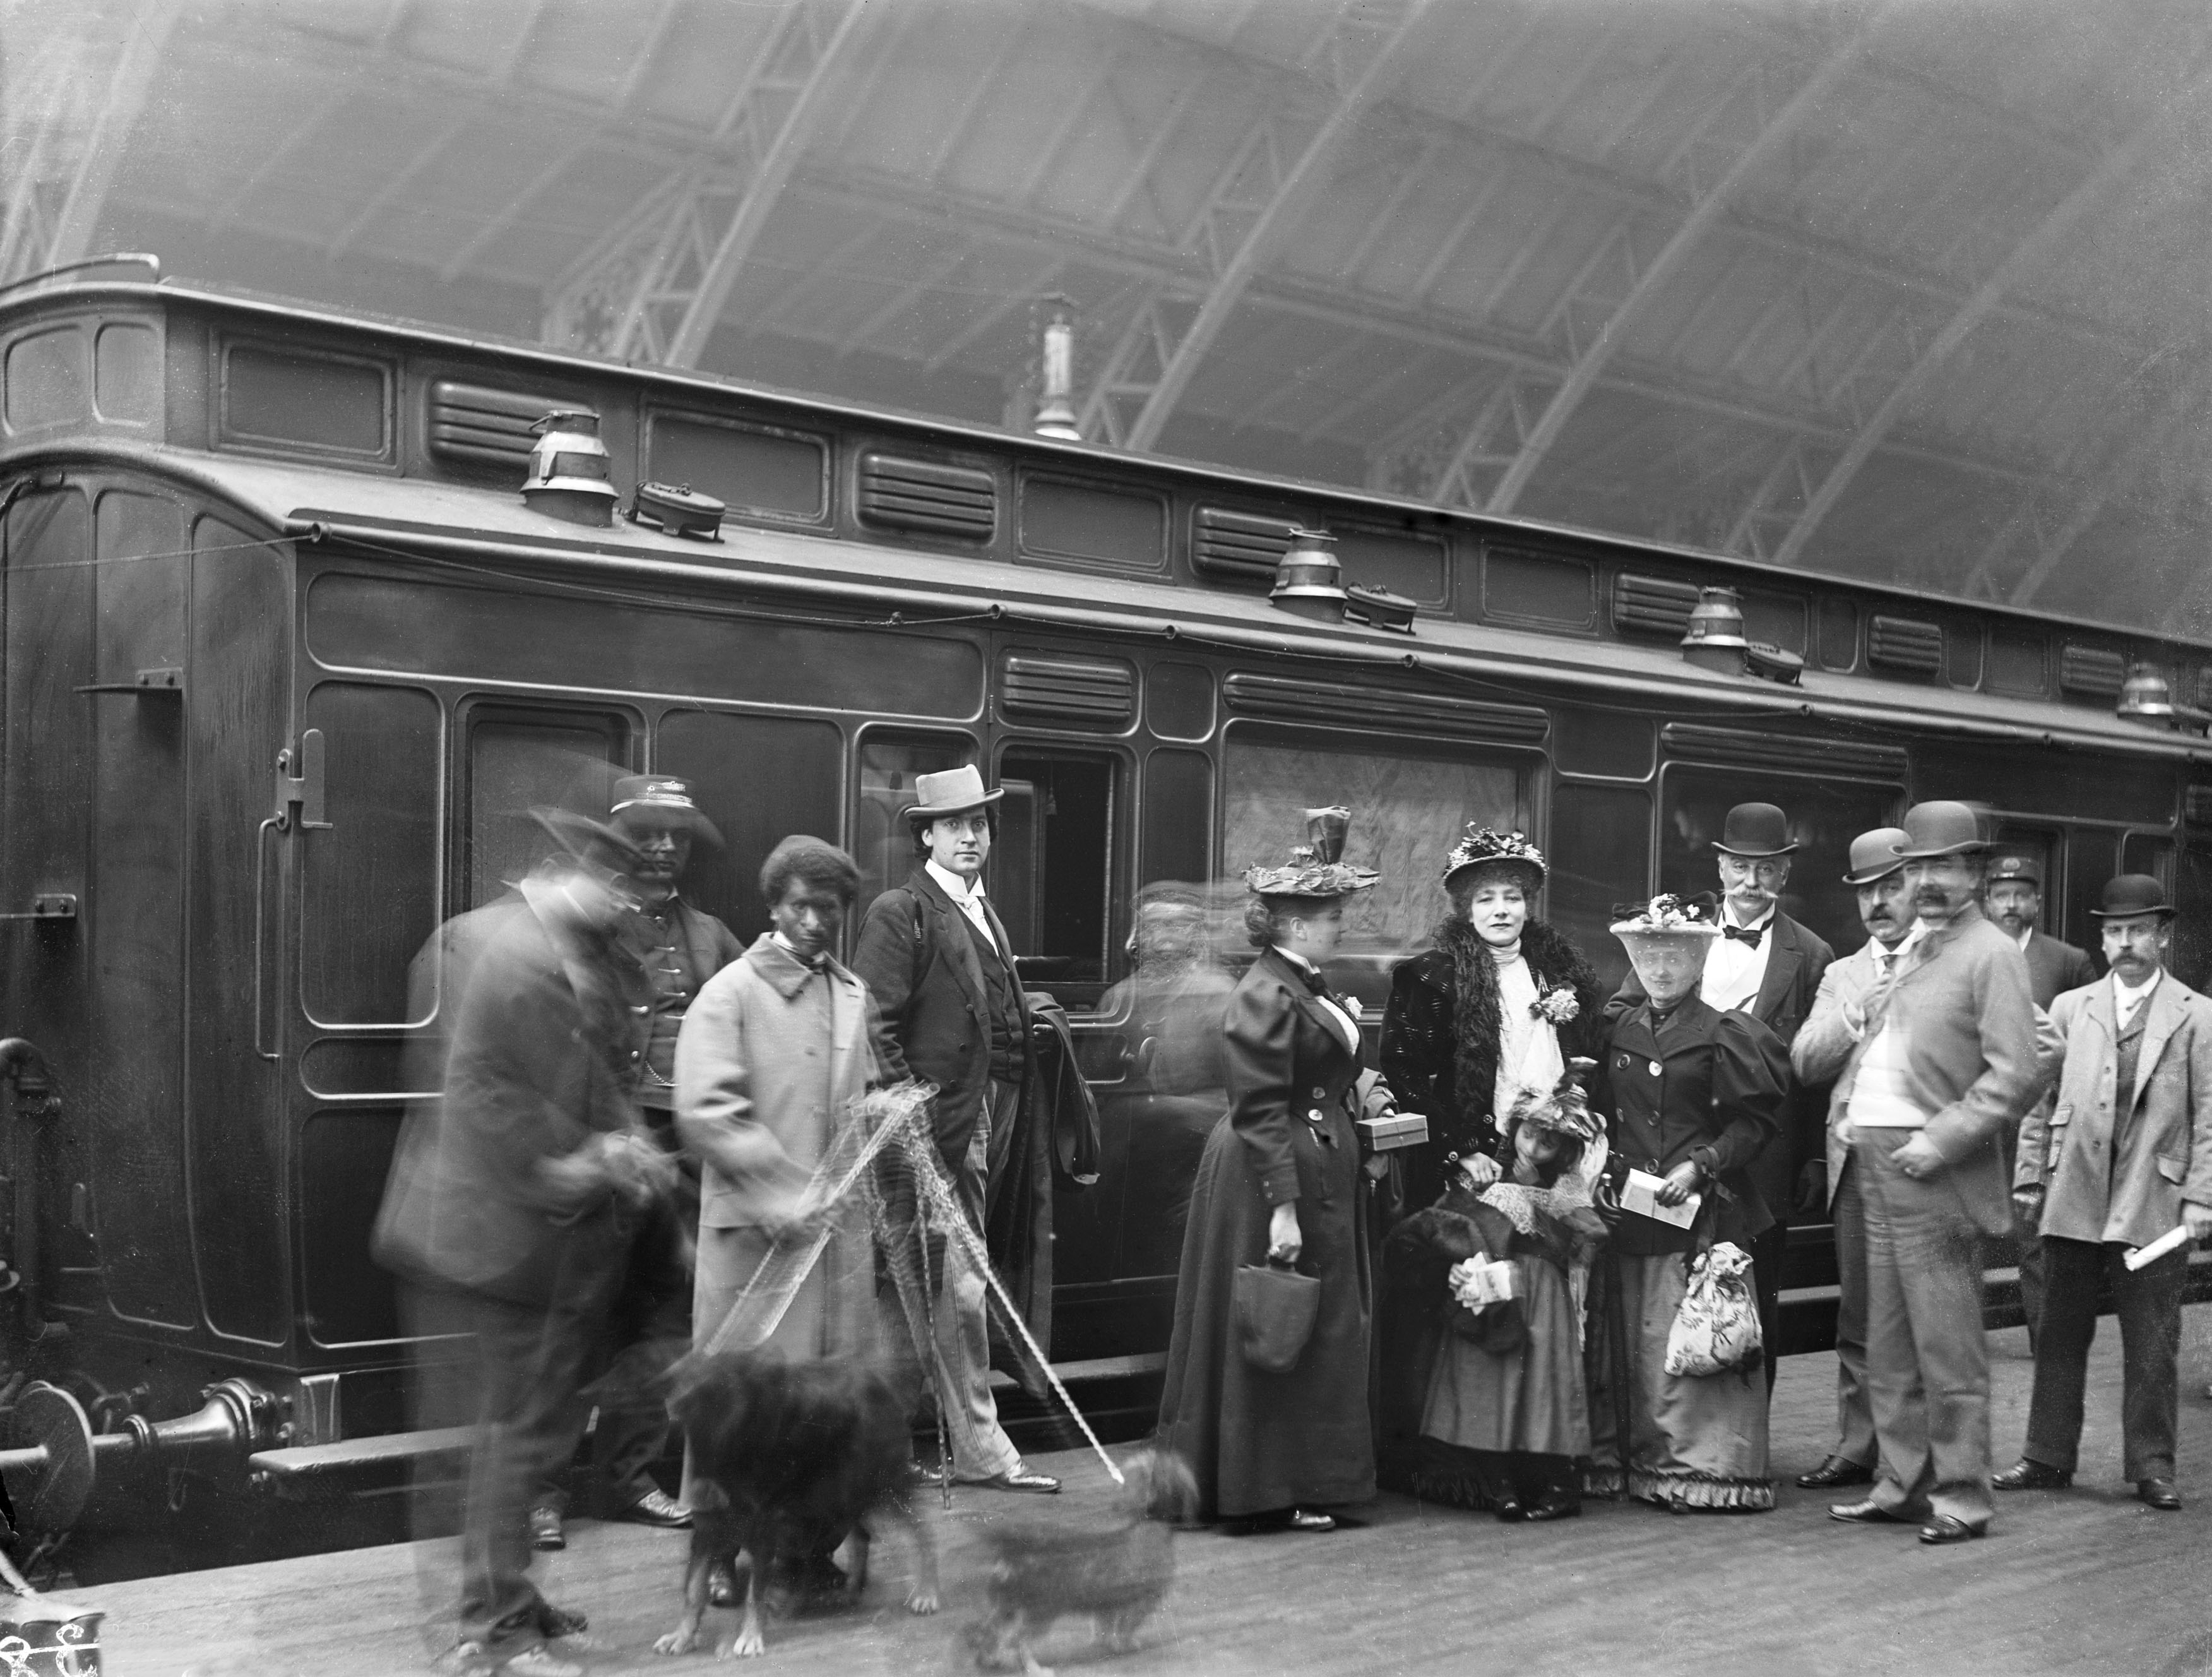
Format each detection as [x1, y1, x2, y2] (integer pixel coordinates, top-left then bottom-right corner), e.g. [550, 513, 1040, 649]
[1287, 963, 1330, 998]
[1722, 923, 1764, 948]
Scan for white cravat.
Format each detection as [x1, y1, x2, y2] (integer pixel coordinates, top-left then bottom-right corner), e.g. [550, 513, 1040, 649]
[1847, 928, 1929, 1128]
[2013, 926, 2033, 954]
[1701, 904, 1778, 1013]
[926, 858, 999, 955]
[1278, 948, 1360, 1054]
[2114, 969, 2160, 1032]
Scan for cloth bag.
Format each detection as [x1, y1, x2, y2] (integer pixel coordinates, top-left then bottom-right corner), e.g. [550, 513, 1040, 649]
[1663, 1240, 1762, 1377]
[1234, 1258, 1322, 1373]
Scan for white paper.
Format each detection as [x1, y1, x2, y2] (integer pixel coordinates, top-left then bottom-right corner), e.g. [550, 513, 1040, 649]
[1624, 1167, 1701, 1229]
[2124, 1224, 2193, 1271]
[1448, 1256, 1518, 1306]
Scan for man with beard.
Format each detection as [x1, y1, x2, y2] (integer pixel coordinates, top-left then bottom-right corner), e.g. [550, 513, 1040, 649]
[1985, 854, 2096, 1345]
[1825, 803, 2041, 1544]
[1610, 801, 1832, 1383]
[1789, 827, 1916, 1491]
[1999, 876, 2212, 1512]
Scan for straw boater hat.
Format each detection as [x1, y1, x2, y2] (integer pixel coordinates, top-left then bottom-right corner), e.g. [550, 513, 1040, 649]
[1244, 804, 1380, 898]
[902, 764, 1002, 823]
[1442, 825, 1547, 890]
[609, 775, 723, 847]
[1841, 826, 1911, 886]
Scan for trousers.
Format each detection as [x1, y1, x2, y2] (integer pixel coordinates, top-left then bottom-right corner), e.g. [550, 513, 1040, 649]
[2023, 1234, 2185, 1483]
[1829, 1155, 1877, 1466]
[925, 1078, 1023, 1480]
[1854, 1131, 1994, 1527]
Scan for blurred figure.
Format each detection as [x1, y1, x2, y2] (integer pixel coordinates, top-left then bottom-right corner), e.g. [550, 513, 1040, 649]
[1102, 883, 1232, 1276]
[376, 811, 673, 1677]
[530, 777, 741, 1551]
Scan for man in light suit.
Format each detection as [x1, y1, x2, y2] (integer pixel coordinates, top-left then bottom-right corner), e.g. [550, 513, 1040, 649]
[1610, 801, 1833, 1382]
[1986, 853, 2098, 1347]
[1790, 826, 1917, 1491]
[1824, 801, 2042, 1545]
[1997, 874, 2212, 1512]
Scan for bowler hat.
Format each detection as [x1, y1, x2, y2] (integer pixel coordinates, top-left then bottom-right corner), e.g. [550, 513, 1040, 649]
[1842, 827, 1910, 886]
[2091, 873, 2176, 921]
[903, 763, 1002, 823]
[1989, 855, 2040, 887]
[1712, 803, 1798, 858]
[609, 775, 724, 847]
[1894, 800, 1987, 859]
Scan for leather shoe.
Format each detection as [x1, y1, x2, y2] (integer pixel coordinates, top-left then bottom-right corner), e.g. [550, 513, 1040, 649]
[972, 1467, 1061, 1494]
[1520, 1493, 1580, 1523]
[527, 1505, 564, 1552]
[615, 1488, 692, 1529]
[1828, 1497, 1906, 1525]
[1491, 1497, 1525, 1522]
[2138, 1478, 2182, 1510]
[1992, 1459, 2072, 1491]
[1797, 1455, 1874, 1490]
[1918, 1515, 1986, 1544]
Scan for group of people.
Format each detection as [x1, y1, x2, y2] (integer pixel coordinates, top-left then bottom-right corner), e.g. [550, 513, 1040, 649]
[1156, 797, 2212, 1555]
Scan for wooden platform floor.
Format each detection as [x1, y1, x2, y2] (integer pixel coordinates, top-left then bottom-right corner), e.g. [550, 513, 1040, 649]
[78, 1305, 2212, 1677]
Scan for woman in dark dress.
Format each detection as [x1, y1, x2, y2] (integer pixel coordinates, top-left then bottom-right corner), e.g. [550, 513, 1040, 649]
[1155, 814, 1381, 1531]
[1375, 827, 1603, 1494]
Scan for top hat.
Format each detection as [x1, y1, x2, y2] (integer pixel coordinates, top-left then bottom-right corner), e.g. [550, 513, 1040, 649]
[609, 775, 723, 847]
[1712, 803, 1798, 858]
[1843, 826, 1911, 886]
[2090, 873, 2176, 921]
[1894, 800, 1988, 859]
[903, 764, 1003, 823]
[1989, 854, 2040, 888]
[1442, 825, 1547, 888]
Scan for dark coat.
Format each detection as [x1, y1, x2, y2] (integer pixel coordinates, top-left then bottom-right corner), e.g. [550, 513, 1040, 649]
[2023, 929, 2098, 1010]
[851, 866, 1034, 1176]
[1155, 948, 1376, 1519]
[1608, 909, 1832, 1221]
[1598, 996, 1788, 1255]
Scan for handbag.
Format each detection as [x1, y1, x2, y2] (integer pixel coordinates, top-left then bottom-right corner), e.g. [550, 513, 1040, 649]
[1663, 1240, 1762, 1377]
[1234, 1258, 1322, 1373]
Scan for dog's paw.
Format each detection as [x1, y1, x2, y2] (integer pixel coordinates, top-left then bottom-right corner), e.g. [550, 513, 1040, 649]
[652, 1630, 701, 1657]
[903, 1587, 939, 1616]
[718, 1629, 768, 1660]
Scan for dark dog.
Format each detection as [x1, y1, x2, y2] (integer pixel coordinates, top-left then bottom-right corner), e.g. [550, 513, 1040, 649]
[653, 1351, 939, 1661]
[966, 1447, 1197, 1676]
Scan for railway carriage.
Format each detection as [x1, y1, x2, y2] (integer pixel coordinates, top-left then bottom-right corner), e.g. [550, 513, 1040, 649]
[1, 256, 2206, 1568]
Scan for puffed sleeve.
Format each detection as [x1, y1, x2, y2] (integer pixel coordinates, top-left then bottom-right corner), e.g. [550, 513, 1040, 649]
[1692, 1010, 1788, 1181]
[1380, 958, 1451, 1123]
[1223, 971, 1302, 1206]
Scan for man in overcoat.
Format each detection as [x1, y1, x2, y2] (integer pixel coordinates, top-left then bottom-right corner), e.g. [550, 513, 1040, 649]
[1985, 853, 2098, 1347]
[1998, 874, 2212, 1511]
[1824, 801, 2042, 1544]
[1609, 801, 1833, 1383]
[1790, 827, 1915, 1491]
[849, 765, 1060, 1493]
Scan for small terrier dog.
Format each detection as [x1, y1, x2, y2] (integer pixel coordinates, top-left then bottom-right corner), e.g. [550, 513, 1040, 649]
[965, 1447, 1198, 1676]
[653, 1350, 939, 1661]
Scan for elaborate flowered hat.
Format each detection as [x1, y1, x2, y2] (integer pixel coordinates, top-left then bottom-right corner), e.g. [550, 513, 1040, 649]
[1507, 1058, 1602, 1147]
[1608, 893, 1722, 940]
[1242, 804, 1380, 898]
[1442, 825, 1547, 888]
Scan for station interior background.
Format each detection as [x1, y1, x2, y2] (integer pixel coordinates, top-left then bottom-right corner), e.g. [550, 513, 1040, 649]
[3, 0, 2207, 638]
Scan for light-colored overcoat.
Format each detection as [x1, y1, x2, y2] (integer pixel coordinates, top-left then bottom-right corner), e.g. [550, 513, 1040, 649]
[674, 934, 884, 1361]
[2019, 972, 2212, 1248]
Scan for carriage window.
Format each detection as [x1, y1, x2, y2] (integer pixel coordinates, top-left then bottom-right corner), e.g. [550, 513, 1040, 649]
[1223, 734, 1525, 1011]
[855, 732, 975, 914]
[2122, 832, 2174, 893]
[1552, 783, 1651, 996]
[2062, 828, 2120, 951]
[1657, 767, 1898, 957]
[464, 709, 631, 909]
[997, 750, 1119, 1013]
[655, 712, 842, 945]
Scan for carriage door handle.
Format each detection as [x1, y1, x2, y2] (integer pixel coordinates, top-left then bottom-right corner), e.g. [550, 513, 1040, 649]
[273, 729, 331, 833]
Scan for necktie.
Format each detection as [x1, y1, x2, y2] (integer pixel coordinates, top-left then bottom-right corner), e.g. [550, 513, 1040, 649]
[1288, 962, 1329, 999]
[1722, 923, 1764, 948]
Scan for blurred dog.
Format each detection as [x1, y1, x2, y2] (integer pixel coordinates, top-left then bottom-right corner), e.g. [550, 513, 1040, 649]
[653, 1351, 938, 1661]
[966, 1447, 1197, 1676]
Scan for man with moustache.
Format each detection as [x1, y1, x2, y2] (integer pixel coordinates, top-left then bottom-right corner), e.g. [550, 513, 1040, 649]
[1610, 802, 1833, 1381]
[1985, 855, 2096, 1345]
[1788, 827, 1917, 1491]
[1826, 802, 2041, 1544]
[1998, 876, 2212, 1512]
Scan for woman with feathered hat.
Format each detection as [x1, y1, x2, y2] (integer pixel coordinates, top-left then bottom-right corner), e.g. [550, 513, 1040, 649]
[1155, 808, 1382, 1532]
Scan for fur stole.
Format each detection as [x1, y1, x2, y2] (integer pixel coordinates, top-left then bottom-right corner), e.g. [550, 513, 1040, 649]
[1434, 916, 1602, 1145]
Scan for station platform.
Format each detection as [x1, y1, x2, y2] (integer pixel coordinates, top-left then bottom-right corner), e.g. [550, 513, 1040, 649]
[76, 1306, 2212, 1677]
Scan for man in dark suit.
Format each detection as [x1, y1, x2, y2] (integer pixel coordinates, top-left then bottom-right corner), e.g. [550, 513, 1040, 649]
[1610, 801, 1833, 1380]
[1986, 854, 2097, 1346]
[850, 764, 1059, 1495]
[2001, 875, 2212, 1512]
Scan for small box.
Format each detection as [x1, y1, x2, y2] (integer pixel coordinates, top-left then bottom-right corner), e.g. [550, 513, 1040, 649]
[1357, 1112, 1429, 1152]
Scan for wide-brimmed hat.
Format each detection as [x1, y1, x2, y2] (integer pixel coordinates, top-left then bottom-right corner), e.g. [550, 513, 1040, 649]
[609, 775, 724, 847]
[1508, 1059, 1603, 1147]
[1843, 826, 1911, 886]
[1712, 803, 1797, 858]
[1245, 806, 1379, 898]
[530, 806, 641, 874]
[1608, 893, 1721, 941]
[1442, 825, 1547, 889]
[2091, 873, 2176, 921]
[1989, 854, 2040, 888]
[902, 764, 1002, 823]
[1894, 800, 1987, 859]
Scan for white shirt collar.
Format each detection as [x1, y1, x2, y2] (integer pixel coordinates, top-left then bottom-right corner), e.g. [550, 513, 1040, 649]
[2114, 967, 2161, 1013]
[1276, 946, 1318, 976]
[925, 858, 985, 903]
[1724, 902, 1778, 932]
[2013, 926, 2033, 952]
